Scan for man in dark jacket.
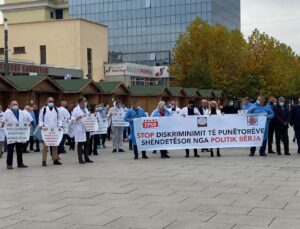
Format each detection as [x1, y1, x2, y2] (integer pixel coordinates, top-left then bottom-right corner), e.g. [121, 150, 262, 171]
[273, 97, 290, 155]
[290, 97, 300, 154]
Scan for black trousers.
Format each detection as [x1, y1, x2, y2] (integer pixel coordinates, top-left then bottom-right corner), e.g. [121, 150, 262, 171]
[7, 143, 23, 166]
[275, 127, 289, 154]
[77, 132, 91, 161]
[89, 134, 100, 155]
[250, 140, 267, 155]
[133, 145, 146, 155]
[268, 123, 275, 152]
[22, 141, 29, 152]
[58, 134, 67, 154]
[294, 127, 300, 153]
[101, 134, 107, 145]
[185, 149, 197, 155]
[29, 136, 40, 151]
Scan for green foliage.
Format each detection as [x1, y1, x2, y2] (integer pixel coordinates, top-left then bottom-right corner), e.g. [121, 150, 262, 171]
[170, 18, 300, 98]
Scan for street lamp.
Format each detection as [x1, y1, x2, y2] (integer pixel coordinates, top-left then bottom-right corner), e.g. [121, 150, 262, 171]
[4, 18, 8, 76]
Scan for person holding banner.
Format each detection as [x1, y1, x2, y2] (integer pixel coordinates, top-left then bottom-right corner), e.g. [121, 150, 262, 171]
[248, 96, 274, 157]
[168, 101, 181, 116]
[207, 101, 221, 157]
[124, 101, 148, 160]
[58, 101, 71, 155]
[39, 97, 62, 166]
[72, 97, 93, 164]
[3, 101, 29, 169]
[109, 101, 126, 153]
[22, 106, 34, 154]
[89, 104, 100, 156]
[180, 100, 201, 158]
[152, 101, 171, 159]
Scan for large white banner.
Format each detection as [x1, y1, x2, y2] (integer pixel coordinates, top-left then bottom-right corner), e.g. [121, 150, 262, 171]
[4, 122, 30, 144]
[82, 113, 98, 132]
[111, 111, 129, 127]
[41, 127, 63, 146]
[133, 114, 267, 151]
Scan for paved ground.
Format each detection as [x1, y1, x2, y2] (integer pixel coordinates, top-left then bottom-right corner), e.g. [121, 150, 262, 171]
[1, 137, 300, 229]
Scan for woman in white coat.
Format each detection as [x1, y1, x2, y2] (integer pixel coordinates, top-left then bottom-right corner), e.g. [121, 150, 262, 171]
[72, 97, 93, 164]
[2, 101, 29, 169]
[207, 101, 222, 157]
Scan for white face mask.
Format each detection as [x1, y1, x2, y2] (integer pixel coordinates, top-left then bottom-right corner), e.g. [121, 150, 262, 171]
[84, 102, 88, 107]
[256, 100, 260, 105]
[48, 102, 54, 108]
[279, 102, 285, 107]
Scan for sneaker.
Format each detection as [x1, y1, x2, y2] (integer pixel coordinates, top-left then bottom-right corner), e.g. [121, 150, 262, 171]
[53, 160, 62, 165]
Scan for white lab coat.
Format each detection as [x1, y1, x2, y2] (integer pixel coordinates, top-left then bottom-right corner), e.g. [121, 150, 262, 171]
[207, 109, 222, 115]
[71, 105, 89, 143]
[23, 110, 33, 123]
[180, 107, 200, 117]
[58, 107, 70, 121]
[0, 111, 5, 141]
[38, 106, 61, 128]
[168, 107, 182, 116]
[3, 109, 28, 124]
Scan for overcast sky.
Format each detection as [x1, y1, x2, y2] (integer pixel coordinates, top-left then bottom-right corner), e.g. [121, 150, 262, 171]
[241, 0, 300, 54]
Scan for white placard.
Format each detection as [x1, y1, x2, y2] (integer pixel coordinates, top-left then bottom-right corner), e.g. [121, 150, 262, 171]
[134, 114, 267, 151]
[4, 122, 30, 144]
[41, 127, 63, 146]
[111, 111, 129, 127]
[82, 113, 98, 132]
[62, 120, 70, 134]
[98, 117, 109, 134]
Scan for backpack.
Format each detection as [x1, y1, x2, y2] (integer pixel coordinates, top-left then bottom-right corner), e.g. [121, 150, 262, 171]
[43, 106, 58, 122]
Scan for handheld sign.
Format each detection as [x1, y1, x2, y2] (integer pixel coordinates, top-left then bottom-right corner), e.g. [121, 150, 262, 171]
[41, 127, 63, 146]
[4, 122, 30, 144]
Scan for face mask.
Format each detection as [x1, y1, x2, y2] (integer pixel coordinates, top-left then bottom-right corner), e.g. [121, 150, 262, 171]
[229, 102, 234, 106]
[12, 105, 18, 110]
[256, 100, 260, 105]
[279, 102, 284, 107]
[274, 103, 277, 106]
[85, 102, 88, 107]
[48, 102, 54, 108]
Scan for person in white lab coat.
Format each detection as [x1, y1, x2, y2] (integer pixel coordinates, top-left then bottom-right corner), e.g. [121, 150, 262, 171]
[168, 100, 182, 116]
[2, 101, 29, 169]
[108, 101, 125, 153]
[72, 97, 93, 164]
[39, 97, 62, 166]
[58, 101, 71, 155]
[180, 100, 201, 158]
[22, 105, 33, 154]
[0, 105, 5, 159]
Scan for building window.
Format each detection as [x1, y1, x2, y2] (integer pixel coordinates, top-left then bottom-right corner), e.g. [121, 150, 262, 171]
[13, 47, 25, 54]
[50, 12, 54, 18]
[145, 0, 151, 8]
[87, 48, 92, 79]
[0, 48, 4, 55]
[55, 9, 64, 19]
[40, 45, 46, 65]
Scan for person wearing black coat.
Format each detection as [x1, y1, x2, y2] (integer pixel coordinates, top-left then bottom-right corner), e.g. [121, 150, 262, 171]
[221, 100, 238, 114]
[268, 97, 277, 154]
[290, 97, 300, 154]
[273, 97, 290, 155]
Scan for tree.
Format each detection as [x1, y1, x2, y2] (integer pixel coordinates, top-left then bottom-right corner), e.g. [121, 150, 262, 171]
[170, 18, 300, 98]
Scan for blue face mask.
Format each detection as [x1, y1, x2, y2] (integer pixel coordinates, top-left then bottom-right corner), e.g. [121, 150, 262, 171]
[12, 105, 18, 110]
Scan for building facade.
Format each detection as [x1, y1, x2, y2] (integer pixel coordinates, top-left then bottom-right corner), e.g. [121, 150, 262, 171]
[69, 0, 240, 65]
[0, 19, 108, 81]
[0, 0, 69, 24]
[104, 62, 170, 87]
